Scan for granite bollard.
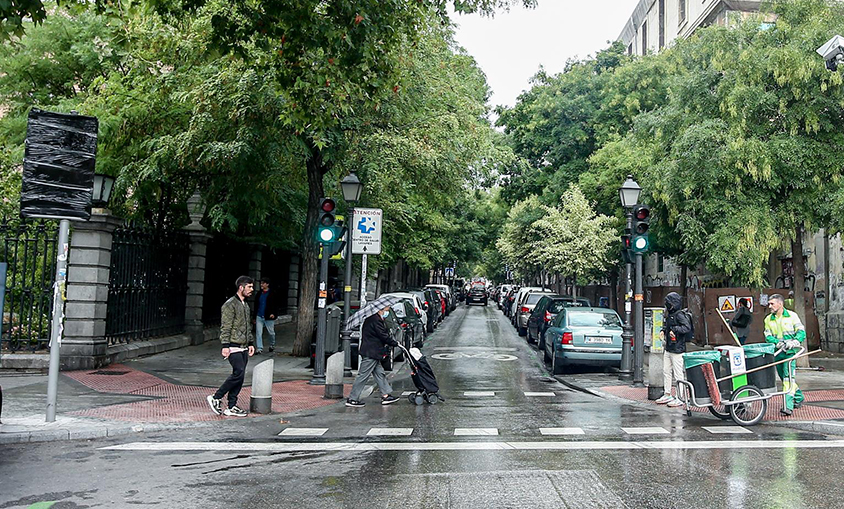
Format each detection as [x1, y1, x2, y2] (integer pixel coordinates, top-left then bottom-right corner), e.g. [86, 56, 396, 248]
[324, 352, 345, 399]
[250, 359, 274, 414]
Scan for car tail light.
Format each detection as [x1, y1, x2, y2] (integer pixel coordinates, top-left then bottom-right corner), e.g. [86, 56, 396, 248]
[521, 306, 529, 313]
[562, 332, 573, 345]
[401, 323, 407, 328]
[425, 301, 429, 306]
[415, 307, 420, 315]
[545, 311, 552, 323]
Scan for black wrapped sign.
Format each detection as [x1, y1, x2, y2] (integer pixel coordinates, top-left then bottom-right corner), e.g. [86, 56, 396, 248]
[20, 109, 98, 220]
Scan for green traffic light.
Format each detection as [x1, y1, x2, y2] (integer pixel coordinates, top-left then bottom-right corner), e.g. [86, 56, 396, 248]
[632, 234, 649, 253]
[319, 227, 335, 242]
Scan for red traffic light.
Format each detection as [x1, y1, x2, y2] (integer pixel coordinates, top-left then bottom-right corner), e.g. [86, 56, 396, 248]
[621, 235, 632, 249]
[635, 207, 650, 220]
[321, 199, 336, 213]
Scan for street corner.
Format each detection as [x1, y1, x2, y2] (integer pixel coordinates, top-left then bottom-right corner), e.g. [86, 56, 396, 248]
[61, 364, 351, 424]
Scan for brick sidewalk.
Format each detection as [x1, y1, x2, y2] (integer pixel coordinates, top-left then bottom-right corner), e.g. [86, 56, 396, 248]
[64, 364, 349, 423]
[601, 385, 844, 422]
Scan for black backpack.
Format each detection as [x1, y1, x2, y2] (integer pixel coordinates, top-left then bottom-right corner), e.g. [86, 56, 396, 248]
[680, 308, 694, 340]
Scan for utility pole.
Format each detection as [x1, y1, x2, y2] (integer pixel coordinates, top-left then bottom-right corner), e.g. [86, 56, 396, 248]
[46, 219, 70, 422]
[633, 251, 644, 385]
[619, 210, 634, 381]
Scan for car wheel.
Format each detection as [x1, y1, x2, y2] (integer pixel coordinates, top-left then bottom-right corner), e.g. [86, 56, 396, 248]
[538, 331, 546, 352]
[543, 344, 550, 364]
[427, 322, 434, 333]
[518, 326, 527, 337]
[551, 350, 566, 375]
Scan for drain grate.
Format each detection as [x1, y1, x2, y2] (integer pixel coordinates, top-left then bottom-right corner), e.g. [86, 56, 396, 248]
[89, 370, 130, 376]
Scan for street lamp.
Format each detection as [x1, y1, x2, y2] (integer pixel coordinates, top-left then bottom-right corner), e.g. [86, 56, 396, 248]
[618, 175, 639, 382]
[340, 172, 363, 377]
[92, 173, 115, 209]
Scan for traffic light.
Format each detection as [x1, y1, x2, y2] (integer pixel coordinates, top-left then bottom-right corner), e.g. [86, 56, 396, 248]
[317, 198, 337, 243]
[632, 204, 650, 254]
[621, 233, 633, 264]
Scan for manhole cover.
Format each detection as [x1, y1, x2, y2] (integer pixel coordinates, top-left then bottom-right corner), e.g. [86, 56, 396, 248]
[89, 370, 130, 376]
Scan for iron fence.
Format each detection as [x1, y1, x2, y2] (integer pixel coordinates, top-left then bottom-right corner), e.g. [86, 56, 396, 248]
[106, 224, 189, 344]
[0, 217, 59, 352]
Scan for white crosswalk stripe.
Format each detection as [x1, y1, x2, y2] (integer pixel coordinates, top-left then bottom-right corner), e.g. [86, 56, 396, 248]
[278, 428, 328, 437]
[524, 392, 556, 397]
[367, 428, 414, 436]
[463, 391, 495, 397]
[702, 426, 753, 434]
[540, 427, 585, 435]
[622, 427, 670, 435]
[454, 428, 499, 436]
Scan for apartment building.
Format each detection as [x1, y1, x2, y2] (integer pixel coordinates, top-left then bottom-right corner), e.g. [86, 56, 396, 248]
[618, 0, 762, 55]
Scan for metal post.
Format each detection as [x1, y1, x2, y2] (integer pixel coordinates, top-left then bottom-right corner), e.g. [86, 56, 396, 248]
[633, 251, 644, 385]
[310, 245, 329, 385]
[46, 219, 70, 422]
[359, 254, 368, 309]
[619, 210, 634, 381]
[341, 214, 354, 377]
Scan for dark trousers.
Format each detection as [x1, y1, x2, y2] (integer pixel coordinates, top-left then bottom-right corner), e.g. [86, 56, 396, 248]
[214, 350, 248, 408]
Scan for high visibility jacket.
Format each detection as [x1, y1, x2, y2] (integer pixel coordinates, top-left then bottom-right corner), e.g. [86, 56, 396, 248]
[764, 309, 806, 346]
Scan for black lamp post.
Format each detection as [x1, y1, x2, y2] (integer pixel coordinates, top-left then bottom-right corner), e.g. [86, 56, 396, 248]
[92, 173, 115, 209]
[618, 175, 640, 381]
[340, 172, 363, 376]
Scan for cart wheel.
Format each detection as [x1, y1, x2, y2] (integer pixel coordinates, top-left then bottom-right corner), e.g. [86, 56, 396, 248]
[686, 409, 692, 417]
[408, 393, 416, 404]
[414, 393, 425, 406]
[729, 385, 767, 426]
[426, 393, 438, 405]
[708, 403, 731, 420]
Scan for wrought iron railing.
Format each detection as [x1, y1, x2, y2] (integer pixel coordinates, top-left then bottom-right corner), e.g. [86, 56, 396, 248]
[105, 224, 189, 344]
[0, 217, 59, 352]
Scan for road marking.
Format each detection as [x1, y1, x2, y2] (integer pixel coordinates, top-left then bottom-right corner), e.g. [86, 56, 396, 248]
[540, 428, 585, 435]
[278, 428, 328, 437]
[432, 352, 518, 361]
[524, 392, 556, 397]
[454, 428, 499, 436]
[463, 391, 495, 397]
[433, 347, 518, 351]
[103, 439, 844, 452]
[622, 427, 670, 435]
[367, 428, 414, 436]
[702, 426, 753, 434]
[401, 391, 416, 396]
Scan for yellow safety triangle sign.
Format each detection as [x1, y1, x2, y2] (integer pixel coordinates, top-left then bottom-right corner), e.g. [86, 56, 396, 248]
[720, 299, 735, 312]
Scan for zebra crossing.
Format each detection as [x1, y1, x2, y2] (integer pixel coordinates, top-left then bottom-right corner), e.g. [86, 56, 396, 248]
[276, 425, 754, 437]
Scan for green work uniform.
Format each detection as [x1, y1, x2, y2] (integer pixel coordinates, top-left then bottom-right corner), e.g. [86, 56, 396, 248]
[763, 309, 805, 411]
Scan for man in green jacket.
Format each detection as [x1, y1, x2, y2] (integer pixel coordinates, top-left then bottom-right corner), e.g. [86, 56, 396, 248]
[763, 293, 805, 415]
[207, 276, 255, 417]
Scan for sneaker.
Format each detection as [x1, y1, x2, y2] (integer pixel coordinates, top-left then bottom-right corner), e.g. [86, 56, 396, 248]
[206, 395, 222, 415]
[345, 399, 365, 408]
[793, 401, 802, 409]
[781, 408, 793, 416]
[381, 395, 400, 405]
[667, 398, 684, 407]
[268, 346, 274, 353]
[223, 406, 248, 417]
[655, 394, 672, 404]
[256, 349, 263, 354]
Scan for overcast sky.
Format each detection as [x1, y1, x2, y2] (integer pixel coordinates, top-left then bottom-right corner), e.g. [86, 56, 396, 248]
[451, 1, 637, 110]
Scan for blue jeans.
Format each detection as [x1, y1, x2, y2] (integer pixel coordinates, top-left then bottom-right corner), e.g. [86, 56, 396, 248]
[255, 316, 276, 351]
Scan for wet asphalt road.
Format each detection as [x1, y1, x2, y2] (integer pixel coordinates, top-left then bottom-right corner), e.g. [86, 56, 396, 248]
[3, 304, 844, 508]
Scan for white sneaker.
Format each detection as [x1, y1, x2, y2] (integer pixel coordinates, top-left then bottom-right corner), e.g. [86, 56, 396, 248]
[655, 394, 672, 404]
[667, 398, 684, 407]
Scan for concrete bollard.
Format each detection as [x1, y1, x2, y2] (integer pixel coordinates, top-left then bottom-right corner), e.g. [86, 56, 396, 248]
[324, 352, 345, 399]
[250, 359, 274, 414]
[647, 350, 664, 400]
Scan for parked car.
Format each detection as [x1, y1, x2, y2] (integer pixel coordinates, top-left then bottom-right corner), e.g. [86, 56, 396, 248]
[426, 284, 456, 313]
[526, 294, 562, 346]
[510, 286, 549, 327]
[381, 306, 408, 370]
[495, 285, 512, 309]
[433, 289, 447, 319]
[403, 289, 438, 333]
[543, 307, 624, 375]
[503, 286, 519, 317]
[516, 290, 555, 336]
[385, 292, 428, 333]
[390, 297, 426, 348]
[466, 282, 488, 305]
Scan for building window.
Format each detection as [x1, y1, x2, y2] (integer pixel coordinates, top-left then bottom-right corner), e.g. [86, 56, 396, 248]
[658, 254, 664, 273]
[641, 21, 648, 54]
[658, 0, 665, 49]
[679, 0, 687, 24]
[628, 43, 633, 55]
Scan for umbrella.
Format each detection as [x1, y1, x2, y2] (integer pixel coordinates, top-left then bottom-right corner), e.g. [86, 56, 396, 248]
[344, 294, 403, 330]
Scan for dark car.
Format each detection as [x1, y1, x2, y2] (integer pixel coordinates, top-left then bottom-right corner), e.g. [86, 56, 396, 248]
[404, 289, 438, 333]
[466, 282, 488, 305]
[393, 298, 426, 348]
[527, 295, 567, 348]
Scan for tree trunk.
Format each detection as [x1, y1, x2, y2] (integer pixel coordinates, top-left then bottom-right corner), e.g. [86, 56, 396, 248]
[791, 224, 812, 363]
[680, 263, 688, 308]
[292, 146, 327, 357]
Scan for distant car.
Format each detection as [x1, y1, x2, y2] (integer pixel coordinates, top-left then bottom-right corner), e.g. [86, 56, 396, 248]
[510, 286, 547, 325]
[503, 286, 520, 317]
[403, 289, 438, 333]
[466, 282, 488, 305]
[385, 292, 428, 333]
[390, 296, 426, 348]
[497, 285, 513, 310]
[516, 290, 555, 336]
[543, 307, 624, 375]
[426, 284, 456, 313]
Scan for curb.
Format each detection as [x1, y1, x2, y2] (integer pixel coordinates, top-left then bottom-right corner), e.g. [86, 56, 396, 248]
[0, 422, 179, 445]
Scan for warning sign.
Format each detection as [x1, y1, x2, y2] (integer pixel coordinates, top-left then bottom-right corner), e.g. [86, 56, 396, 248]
[718, 295, 736, 312]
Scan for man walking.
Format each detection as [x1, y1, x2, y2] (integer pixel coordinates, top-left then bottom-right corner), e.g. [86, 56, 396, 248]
[656, 292, 693, 408]
[764, 293, 805, 415]
[254, 277, 279, 354]
[207, 276, 255, 417]
[346, 307, 400, 408]
[730, 298, 753, 345]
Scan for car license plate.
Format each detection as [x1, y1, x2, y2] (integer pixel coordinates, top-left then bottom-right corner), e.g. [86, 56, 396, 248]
[585, 336, 612, 344]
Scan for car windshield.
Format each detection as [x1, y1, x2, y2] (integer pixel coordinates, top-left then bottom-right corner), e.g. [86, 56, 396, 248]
[568, 311, 622, 328]
[472, 285, 485, 291]
[525, 294, 546, 305]
[548, 301, 568, 313]
[392, 303, 407, 318]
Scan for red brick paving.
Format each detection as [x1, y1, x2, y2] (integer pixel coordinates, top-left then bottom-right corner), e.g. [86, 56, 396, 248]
[64, 364, 349, 422]
[601, 385, 844, 422]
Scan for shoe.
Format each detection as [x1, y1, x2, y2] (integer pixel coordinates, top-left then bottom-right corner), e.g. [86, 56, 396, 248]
[667, 398, 684, 407]
[256, 349, 263, 354]
[794, 401, 802, 409]
[268, 346, 274, 352]
[655, 394, 672, 404]
[206, 395, 222, 415]
[781, 408, 793, 416]
[345, 399, 365, 408]
[223, 406, 248, 417]
[381, 395, 400, 405]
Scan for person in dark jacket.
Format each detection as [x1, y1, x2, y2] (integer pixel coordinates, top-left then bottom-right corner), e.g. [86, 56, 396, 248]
[254, 277, 280, 353]
[656, 292, 693, 408]
[730, 298, 753, 345]
[346, 307, 400, 407]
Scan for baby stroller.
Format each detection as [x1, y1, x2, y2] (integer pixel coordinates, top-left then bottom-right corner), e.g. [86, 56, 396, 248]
[398, 345, 445, 405]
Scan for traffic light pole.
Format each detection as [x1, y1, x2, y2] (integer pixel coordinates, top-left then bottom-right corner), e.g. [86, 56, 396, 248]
[310, 244, 330, 385]
[633, 251, 644, 385]
[619, 211, 634, 382]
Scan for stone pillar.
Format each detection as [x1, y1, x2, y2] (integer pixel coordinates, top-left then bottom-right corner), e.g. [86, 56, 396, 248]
[62, 210, 123, 370]
[249, 245, 262, 284]
[288, 255, 300, 314]
[184, 230, 212, 345]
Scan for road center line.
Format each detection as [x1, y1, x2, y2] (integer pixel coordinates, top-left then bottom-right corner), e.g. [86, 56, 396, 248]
[101, 439, 844, 453]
